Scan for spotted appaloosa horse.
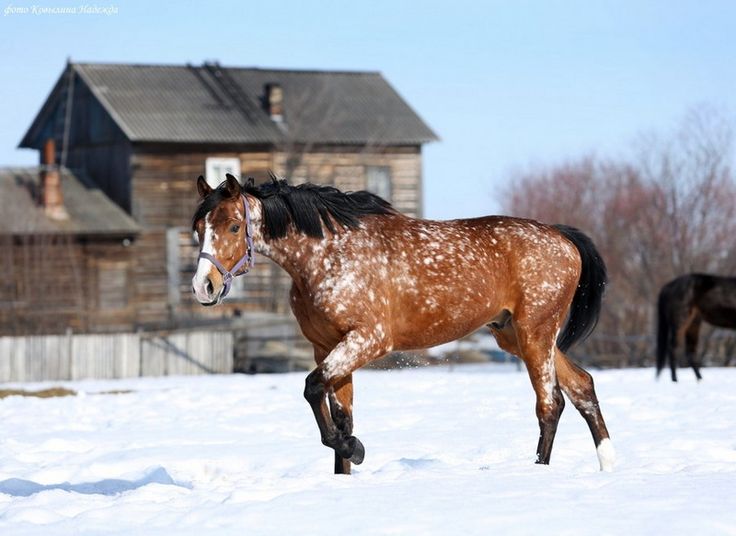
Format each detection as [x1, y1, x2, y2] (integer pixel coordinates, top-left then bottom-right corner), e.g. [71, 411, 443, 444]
[192, 174, 615, 474]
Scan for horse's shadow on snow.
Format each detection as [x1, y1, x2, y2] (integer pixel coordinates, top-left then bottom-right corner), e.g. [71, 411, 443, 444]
[0, 466, 191, 497]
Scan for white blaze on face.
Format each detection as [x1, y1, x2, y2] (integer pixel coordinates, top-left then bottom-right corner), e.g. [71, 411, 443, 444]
[192, 214, 218, 302]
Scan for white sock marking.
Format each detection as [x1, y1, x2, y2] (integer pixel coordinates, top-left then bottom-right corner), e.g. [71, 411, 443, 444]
[597, 438, 616, 472]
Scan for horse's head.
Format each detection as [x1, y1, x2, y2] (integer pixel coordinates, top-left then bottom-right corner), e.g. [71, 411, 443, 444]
[191, 174, 254, 306]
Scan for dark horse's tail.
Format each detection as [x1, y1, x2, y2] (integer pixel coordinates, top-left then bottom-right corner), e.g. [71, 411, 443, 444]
[553, 225, 608, 352]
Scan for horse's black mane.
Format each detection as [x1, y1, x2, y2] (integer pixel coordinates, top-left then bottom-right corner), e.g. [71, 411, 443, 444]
[193, 176, 396, 240]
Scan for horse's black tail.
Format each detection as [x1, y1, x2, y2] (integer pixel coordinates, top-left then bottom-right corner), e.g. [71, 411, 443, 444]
[553, 225, 608, 352]
[655, 288, 671, 378]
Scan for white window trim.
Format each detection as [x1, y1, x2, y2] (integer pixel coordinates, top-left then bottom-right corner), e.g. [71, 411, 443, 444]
[366, 165, 392, 203]
[205, 157, 241, 188]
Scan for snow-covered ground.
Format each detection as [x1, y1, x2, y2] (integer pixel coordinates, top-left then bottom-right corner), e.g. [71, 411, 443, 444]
[1, 365, 735, 535]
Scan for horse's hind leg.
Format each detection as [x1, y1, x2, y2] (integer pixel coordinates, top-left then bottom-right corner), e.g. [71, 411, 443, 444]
[555, 349, 615, 471]
[493, 319, 565, 465]
[668, 329, 679, 382]
[329, 375, 354, 474]
[671, 307, 697, 382]
[684, 314, 703, 381]
[525, 344, 565, 465]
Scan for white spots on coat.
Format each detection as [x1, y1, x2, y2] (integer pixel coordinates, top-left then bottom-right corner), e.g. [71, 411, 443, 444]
[540, 353, 557, 406]
[322, 330, 390, 381]
[223, 197, 583, 384]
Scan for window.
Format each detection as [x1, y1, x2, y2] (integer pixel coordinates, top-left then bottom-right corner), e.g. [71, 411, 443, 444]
[205, 157, 241, 189]
[366, 166, 392, 202]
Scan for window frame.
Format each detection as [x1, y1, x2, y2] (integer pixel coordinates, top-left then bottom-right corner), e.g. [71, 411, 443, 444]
[365, 165, 392, 203]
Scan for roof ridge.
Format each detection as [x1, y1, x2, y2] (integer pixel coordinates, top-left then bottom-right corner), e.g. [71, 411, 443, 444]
[21, 61, 438, 147]
[73, 60, 381, 76]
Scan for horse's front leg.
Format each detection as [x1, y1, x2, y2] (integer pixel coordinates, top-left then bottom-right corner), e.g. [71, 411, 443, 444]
[329, 375, 354, 474]
[668, 332, 679, 382]
[304, 366, 362, 464]
[684, 316, 703, 381]
[304, 332, 387, 471]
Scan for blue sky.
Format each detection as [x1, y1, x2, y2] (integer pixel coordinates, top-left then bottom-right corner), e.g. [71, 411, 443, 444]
[1, 0, 735, 219]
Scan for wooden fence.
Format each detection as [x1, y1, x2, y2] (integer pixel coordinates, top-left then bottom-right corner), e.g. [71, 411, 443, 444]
[0, 329, 233, 382]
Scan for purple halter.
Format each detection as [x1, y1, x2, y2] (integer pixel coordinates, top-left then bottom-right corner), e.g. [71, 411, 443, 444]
[198, 194, 255, 298]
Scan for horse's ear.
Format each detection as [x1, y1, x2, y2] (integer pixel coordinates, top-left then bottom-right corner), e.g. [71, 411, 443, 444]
[244, 177, 255, 189]
[197, 175, 213, 198]
[225, 173, 242, 198]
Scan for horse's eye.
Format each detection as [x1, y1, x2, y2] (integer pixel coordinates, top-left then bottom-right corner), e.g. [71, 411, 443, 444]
[230, 224, 240, 234]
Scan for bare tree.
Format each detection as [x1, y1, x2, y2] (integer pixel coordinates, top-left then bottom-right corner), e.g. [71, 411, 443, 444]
[503, 106, 736, 366]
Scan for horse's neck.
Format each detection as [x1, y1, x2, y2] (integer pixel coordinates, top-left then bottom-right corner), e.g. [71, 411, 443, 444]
[258, 231, 334, 281]
[245, 199, 330, 279]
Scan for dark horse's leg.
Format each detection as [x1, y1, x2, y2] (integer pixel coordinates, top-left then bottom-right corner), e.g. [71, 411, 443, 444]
[668, 326, 679, 382]
[684, 314, 703, 381]
[670, 308, 698, 382]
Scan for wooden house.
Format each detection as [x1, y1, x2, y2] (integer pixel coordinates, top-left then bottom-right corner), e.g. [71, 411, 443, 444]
[14, 60, 437, 334]
[0, 147, 139, 335]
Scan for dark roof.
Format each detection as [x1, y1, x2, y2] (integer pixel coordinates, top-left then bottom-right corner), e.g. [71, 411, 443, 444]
[0, 167, 140, 236]
[20, 62, 438, 147]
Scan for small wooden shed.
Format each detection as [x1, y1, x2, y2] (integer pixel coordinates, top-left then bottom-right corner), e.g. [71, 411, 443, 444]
[0, 163, 139, 335]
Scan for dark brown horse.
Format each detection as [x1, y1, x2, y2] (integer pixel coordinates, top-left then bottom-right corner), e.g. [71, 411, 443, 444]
[656, 273, 736, 382]
[192, 174, 614, 474]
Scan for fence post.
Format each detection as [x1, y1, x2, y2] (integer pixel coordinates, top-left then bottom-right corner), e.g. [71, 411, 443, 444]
[137, 327, 144, 377]
[66, 327, 73, 380]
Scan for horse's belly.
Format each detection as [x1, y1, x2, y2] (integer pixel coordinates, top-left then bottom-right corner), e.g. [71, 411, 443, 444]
[701, 306, 736, 328]
[392, 301, 497, 351]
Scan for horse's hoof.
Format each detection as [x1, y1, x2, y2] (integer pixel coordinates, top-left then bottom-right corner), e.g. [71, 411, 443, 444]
[347, 436, 365, 465]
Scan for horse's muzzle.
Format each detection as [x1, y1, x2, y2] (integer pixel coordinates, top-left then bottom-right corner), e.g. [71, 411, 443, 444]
[192, 276, 223, 306]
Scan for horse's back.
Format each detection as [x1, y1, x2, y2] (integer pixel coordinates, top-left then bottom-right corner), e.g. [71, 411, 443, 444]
[692, 274, 736, 328]
[381, 215, 583, 349]
[658, 273, 736, 328]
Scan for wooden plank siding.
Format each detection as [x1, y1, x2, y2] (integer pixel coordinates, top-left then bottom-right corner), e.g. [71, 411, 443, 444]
[272, 146, 423, 217]
[0, 235, 136, 336]
[0, 329, 233, 382]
